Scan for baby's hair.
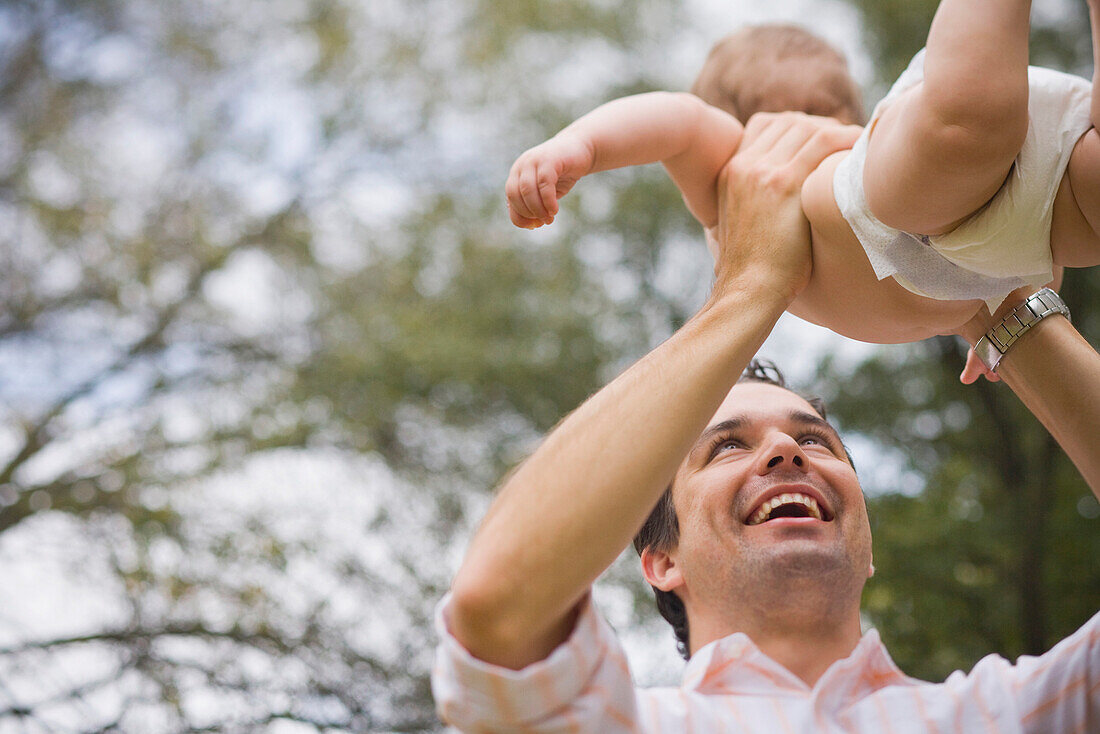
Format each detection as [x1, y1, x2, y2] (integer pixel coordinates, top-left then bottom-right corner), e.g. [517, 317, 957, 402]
[691, 24, 865, 125]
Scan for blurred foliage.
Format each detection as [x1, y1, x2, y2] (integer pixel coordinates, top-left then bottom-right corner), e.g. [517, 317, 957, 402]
[827, 0, 1100, 682]
[846, 0, 1092, 90]
[1, 0, 1096, 729]
[0, 0, 699, 730]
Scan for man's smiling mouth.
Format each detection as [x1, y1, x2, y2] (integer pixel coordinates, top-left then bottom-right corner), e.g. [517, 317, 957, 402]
[746, 492, 829, 526]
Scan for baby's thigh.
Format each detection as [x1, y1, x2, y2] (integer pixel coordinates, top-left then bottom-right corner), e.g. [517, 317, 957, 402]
[862, 84, 1026, 237]
[1050, 128, 1100, 267]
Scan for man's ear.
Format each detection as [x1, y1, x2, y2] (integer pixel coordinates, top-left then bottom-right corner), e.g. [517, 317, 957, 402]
[868, 553, 875, 579]
[641, 547, 684, 592]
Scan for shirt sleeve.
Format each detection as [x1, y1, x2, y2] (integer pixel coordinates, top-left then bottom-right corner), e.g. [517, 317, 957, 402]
[431, 592, 641, 733]
[1011, 610, 1100, 733]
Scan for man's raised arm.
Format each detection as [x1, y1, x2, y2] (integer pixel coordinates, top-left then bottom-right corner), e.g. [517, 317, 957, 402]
[447, 114, 860, 670]
[959, 301, 1100, 497]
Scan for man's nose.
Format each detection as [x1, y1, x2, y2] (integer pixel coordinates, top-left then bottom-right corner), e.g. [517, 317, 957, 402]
[756, 433, 807, 475]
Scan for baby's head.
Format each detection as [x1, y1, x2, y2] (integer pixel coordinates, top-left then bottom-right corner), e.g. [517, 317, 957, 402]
[691, 24, 864, 125]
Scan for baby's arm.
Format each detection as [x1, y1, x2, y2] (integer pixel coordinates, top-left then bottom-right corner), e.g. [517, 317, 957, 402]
[505, 92, 743, 229]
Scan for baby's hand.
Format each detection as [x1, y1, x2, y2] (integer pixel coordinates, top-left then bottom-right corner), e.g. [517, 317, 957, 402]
[505, 134, 594, 228]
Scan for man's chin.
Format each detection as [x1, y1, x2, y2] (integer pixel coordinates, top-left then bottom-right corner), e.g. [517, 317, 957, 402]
[752, 542, 853, 579]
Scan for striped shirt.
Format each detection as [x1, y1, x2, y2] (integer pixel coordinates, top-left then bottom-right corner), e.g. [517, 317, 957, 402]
[432, 594, 1100, 732]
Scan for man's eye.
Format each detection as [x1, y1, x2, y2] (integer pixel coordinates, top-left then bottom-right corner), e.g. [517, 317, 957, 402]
[798, 432, 834, 449]
[708, 437, 741, 459]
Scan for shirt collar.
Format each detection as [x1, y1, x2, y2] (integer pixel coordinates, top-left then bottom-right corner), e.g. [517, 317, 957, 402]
[681, 627, 912, 696]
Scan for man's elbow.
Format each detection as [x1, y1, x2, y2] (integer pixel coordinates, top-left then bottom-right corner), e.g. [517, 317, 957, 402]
[448, 572, 525, 664]
[448, 570, 577, 670]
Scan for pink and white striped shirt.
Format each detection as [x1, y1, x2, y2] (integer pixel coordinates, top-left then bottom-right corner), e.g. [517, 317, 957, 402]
[432, 595, 1100, 732]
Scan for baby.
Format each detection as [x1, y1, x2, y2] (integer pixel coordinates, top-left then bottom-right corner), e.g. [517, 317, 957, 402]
[505, 1, 1100, 348]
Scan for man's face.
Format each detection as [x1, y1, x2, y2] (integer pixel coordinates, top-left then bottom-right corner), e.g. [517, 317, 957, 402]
[665, 382, 872, 611]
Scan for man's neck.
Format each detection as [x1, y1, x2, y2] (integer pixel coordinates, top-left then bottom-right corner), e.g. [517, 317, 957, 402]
[688, 596, 864, 687]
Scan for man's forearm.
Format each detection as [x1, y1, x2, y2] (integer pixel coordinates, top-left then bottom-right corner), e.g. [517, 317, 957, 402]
[994, 314, 1100, 495]
[449, 285, 788, 669]
[960, 288, 1100, 497]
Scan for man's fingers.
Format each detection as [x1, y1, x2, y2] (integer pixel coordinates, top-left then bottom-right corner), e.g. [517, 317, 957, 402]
[758, 119, 825, 167]
[738, 112, 798, 157]
[785, 124, 862, 180]
[724, 115, 859, 200]
[734, 113, 858, 184]
[759, 117, 857, 167]
[959, 347, 1001, 384]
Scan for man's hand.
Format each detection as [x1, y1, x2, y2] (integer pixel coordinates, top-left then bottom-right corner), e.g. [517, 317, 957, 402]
[711, 112, 860, 305]
[954, 270, 1064, 384]
[959, 348, 1001, 384]
[505, 133, 595, 229]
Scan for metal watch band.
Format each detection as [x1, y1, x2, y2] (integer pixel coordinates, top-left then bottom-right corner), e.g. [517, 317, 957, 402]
[973, 288, 1070, 373]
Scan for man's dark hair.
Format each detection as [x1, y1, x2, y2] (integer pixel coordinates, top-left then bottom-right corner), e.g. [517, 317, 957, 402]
[631, 358, 849, 660]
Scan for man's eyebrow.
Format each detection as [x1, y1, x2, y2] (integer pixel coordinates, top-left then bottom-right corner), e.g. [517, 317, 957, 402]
[788, 410, 844, 444]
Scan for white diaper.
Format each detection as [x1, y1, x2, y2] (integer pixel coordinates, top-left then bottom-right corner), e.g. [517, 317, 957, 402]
[833, 49, 1093, 311]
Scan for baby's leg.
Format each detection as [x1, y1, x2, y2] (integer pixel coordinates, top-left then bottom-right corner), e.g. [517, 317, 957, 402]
[1050, 0, 1100, 266]
[862, 0, 1032, 236]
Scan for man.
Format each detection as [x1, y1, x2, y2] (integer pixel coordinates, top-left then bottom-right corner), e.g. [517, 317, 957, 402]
[432, 113, 1100, 731]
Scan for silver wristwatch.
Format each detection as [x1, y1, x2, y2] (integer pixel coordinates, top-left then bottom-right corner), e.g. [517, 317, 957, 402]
[973, 288, 1070, 372]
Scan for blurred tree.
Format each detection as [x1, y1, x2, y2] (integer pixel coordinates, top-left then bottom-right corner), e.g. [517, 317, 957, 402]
[0, 0, 701, 730]
[826, 0, 1100, 682]
[11, 0, 1092, 727]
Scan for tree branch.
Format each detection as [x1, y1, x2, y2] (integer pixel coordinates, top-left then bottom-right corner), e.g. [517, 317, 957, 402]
[0, 252, 229, 533]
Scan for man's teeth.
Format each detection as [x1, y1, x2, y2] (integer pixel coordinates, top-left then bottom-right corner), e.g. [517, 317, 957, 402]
[747, 493, 824, 525]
